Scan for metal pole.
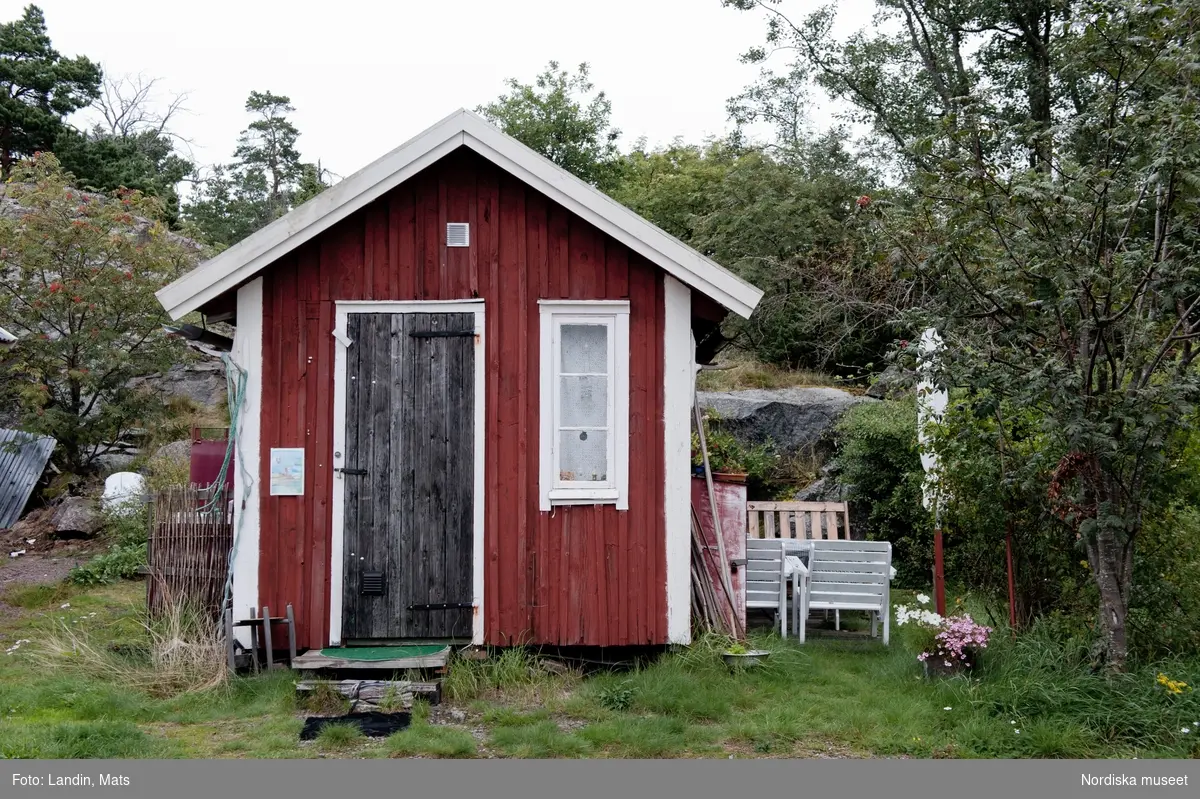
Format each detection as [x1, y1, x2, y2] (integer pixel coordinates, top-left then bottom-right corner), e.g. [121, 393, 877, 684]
[933, 527, 946, 617]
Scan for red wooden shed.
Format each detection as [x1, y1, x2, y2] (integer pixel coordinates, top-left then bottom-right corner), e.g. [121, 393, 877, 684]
[156, 110, 763, 651]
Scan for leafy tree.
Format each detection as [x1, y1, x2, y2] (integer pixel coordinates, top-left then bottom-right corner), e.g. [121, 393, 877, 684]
[835, 399, 932, 586]
[183, 90, 330, 247]
[615, 134, 906, 372]
[0, 5, 100, 175]
[478, 61, 623, 191]
[234, 90, 304, 223]
[0, 154, 196, 474]
[725, 0, 1081, 173]
[54, 74, 194, 225]
[873, 0, 1200, 671]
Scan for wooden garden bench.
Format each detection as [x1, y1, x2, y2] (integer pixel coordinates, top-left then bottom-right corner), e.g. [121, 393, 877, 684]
[747, 501, 851, 541]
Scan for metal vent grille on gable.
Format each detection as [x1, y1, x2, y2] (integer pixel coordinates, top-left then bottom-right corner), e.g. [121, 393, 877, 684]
[446, 222, 470, 247]
[361, 571, 386, 595]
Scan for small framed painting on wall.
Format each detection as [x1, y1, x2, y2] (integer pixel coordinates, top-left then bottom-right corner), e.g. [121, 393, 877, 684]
[269, 448, 305, 496]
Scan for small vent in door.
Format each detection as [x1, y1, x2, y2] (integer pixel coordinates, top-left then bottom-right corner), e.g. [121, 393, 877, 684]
[361, 571, 386, 596]
[446, 222, 470, 247]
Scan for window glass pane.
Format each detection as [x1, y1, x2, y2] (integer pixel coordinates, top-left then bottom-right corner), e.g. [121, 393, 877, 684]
[560, 375, 607, 427]
[561, 323, 607, 373]
[559, 430, 608, 482]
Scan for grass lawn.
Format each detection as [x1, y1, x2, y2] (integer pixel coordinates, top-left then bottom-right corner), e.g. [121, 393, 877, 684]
[1, 576, 1197, 759]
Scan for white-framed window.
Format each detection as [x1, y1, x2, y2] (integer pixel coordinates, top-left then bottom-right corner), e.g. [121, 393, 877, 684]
[538, 300, 630, 510]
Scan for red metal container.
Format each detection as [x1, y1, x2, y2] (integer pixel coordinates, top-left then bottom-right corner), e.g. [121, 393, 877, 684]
[190, 427, 234, 493]
[691, 475, 747, 633]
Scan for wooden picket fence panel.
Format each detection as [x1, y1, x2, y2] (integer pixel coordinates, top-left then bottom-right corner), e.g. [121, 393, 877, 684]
[747, 501, 852, 541]
[146, 484, 234, 619]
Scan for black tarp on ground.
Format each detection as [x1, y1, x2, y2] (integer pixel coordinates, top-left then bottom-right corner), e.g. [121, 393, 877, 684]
[299, 711, 411, 740]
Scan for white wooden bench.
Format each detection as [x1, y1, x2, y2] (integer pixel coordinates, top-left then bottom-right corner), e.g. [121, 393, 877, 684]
[744, 538, 788, 637]
[796, 540, 892, 645]
[747, 501, 851, 540]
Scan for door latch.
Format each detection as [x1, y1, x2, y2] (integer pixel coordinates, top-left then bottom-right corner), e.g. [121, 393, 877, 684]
[334, 467, 367, 476]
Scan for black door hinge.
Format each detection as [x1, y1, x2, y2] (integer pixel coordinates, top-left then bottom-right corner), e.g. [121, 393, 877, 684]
[408, 603, 473, 611]
[410, 330, 475, 338]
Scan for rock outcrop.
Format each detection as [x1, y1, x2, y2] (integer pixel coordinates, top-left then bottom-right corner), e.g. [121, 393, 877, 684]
[697, 387, 877, 459]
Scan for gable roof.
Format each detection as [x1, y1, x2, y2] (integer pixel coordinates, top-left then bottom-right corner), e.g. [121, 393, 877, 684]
[156, 109, 764, 321]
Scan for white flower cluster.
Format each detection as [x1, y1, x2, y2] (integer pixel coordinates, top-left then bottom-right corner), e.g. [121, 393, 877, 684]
[894, 604, 945, 627]
[5, 639, 31, 655]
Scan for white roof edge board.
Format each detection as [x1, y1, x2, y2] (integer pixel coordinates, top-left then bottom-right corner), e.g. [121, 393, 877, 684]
[156, 108, 764, 321]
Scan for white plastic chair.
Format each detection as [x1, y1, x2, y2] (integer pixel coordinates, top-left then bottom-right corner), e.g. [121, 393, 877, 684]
[745, 538, 788, 637]
[797, 540, 892, 645]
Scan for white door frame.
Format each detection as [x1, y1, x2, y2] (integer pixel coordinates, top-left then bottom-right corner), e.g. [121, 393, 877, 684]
[329, 299, 486, 646]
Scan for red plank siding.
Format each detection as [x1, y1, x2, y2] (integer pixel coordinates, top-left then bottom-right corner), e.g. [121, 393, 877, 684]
[257, 148, 667, 648]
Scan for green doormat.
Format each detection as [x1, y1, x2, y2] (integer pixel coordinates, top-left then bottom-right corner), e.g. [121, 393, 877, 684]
[319, 645, 448, 661]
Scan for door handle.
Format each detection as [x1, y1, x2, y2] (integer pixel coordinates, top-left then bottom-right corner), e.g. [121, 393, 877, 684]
[334, 467, 367, 476]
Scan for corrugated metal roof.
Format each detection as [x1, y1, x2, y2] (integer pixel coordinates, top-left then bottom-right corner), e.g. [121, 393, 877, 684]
[0, 428, 56, 528]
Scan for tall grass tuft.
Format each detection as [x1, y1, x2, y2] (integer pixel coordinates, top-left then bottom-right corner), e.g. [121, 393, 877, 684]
[444, 647, 578, 702]
[314, 722, 363, 750]
[33, 597, 228, 699]
[948, 622, 1200, 755]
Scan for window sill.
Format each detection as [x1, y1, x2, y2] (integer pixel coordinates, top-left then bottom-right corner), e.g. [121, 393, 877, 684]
[542, 488, 626, 509]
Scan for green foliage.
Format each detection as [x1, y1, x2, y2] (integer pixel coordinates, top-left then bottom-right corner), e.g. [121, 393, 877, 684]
[0, 720, 163, 759]
[3, 578, 1198, 759]
[313, 721, 363, 750]
[613, 136, 906, 373]
[102, 500, 148, 547]
[68, 543, 146, 586]
[880, 2, 1200, 669]
[929, 401, 1092, 627]
[692, 410, 799, 500]
[696, 357, 839, 392]
[478, 61, 623, 192]
[595, 680, 634, 712]
[488, 720, 592, 758]
[834, 399, 931, 586]
[1, 580, 73, 609]
[0, 5, 101, 175]
[183, 91, 330, 247]
[443, 647, 557, 702]
[0, 153, 196, 473]
[299, 683, 350, 715]
[734, 0, 1200, 669]
[1130, 501, 1200, 660]
[55, 129, 193, 227]
[386, 724, 476, 758]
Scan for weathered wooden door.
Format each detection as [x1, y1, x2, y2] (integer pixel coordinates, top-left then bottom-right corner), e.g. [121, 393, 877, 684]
[341, 312, 475, 640]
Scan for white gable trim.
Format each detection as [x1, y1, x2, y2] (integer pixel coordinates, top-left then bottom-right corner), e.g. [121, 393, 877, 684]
[157, 109, 763, 321]
[230, 278, 263, 648]
[663, 276, 693, 645]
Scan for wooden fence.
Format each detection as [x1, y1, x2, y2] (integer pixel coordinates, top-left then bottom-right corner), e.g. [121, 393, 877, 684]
[146, 484, 234, 618]
[747, 501, 852, 540]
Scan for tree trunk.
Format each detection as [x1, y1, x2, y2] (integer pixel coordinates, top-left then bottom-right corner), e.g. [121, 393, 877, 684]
[1086, 528, 1131, 672]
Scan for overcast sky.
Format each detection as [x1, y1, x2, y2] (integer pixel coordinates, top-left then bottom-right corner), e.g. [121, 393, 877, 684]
[16, 0, 877, 183]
